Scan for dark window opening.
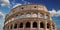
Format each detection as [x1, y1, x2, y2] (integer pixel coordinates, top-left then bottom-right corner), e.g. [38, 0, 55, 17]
[14, 24, 17, 29]
[26, 22, 30, 28]
[40, 22, 44, 28]
[33, 22, 37, 28]
[34, 6, 36, 8]
[10, 25, 13, 29]
[21, 7, 24, 9]
[19, 23, 23, 28]
[47, 23, 50, 29]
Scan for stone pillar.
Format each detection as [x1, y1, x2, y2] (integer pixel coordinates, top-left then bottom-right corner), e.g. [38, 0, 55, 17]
[44, 13, 46, 19]
[14, 15, 16, 20]
[24, 12, 27, 18]
[44, 20, 47, 30]
[9, 25, 10, 30]
[48, 14, 51, 20]
[18, 13, 20, 18]
[43, 13, 47, 30]
[38, 21, 40, 30]
[51, 23, 53, 30]
[17, 23, 18, 30]
[31, 12, 33, 18]
[31, 21, 33, 30]
[12, 23, 14, 30]
[23, 22, 25, 30]
[38, 12, 40, 18]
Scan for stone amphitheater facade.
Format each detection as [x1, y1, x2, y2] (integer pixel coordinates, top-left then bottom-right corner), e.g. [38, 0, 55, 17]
[3, 4, 56, 30]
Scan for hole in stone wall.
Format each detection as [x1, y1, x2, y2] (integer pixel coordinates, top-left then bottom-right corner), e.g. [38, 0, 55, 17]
[26, 22, 30, 28]
[33, 22, 37, 28]
[40, 22, 44, 28]
[19, 23, 23, 28]
[14, 24, 17, 29]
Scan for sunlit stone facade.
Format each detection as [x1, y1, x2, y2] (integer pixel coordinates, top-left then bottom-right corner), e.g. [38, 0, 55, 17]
[3, 4, 56, 30]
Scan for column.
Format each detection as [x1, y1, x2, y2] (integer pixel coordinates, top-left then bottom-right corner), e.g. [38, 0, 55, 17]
[12, 23, 14, 30]
[48, 14, 51, 20]
[50, 23, 53, 30]
[38, 12, 40, 18]
[17, 23, 19, 30]
[18, 13, 20, 19]
[24, 12, 26, 18]
[44, 13, 46, 19]
[31, 12, 33, 18]
[38, 21, 40, 30]
[14, 15, 16, 20]
[30, 21, 33, 30]
[23, 22, 25, 30]
[44, 20, 47, 30]
[9, 25, 10, 30]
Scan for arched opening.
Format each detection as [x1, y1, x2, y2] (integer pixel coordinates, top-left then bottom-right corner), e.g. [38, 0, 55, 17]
[20, 13, 25, 18]
[14, 24, 17, 29]
[40, 13, 44, 18]
[47, 23, 50, 29]
[33, 22, 37, 28]
[10, 24, 13, 29]
[19, 23, 23, 28]
[34, 6, 36, 8]
[32, 13, 37, 17]
[16, 15, 18, 19]
[26, 14, 31, 17]
[26, 22, 30, 28]
[45, 15, 48, 19]
[40, 22, 44, 28]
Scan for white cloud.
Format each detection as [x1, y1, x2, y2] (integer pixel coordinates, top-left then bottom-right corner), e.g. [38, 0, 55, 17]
[0, 11, 5, 18]
[22, 0, 30, 4]
[12, 0, 30, 8]
[0, 0, 10, 7]
[49, 9, 60, 17]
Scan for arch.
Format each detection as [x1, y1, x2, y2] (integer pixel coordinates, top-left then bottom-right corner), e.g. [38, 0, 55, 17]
[33, 22, 37, 28]
[14, 23, 17, 29]
[26, 14, 31, 17]
[26, 22, 30, 28]
[40, 13, 44, 18]
[40, 22, 44, 28]
[34, 6, 36, 8]
[16, 15, 18, 19]
[45, 15, 48, 19]
[20, 13, 25, 18]
[19, 23, 23, 28]
[32, 13, 37, 17]
[47, 23, 50, 29]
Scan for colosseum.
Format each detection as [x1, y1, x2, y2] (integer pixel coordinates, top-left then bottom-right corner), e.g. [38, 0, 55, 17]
[3, 4, 56, 30]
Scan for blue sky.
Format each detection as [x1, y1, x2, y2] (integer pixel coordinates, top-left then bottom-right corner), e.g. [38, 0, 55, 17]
[0, 0, 60, 30]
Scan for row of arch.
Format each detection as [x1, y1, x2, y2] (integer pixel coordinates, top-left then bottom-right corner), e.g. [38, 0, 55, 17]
[6, 22, 55, 30]
[5, 12, 50, 25]
[15, 13, 49, 19]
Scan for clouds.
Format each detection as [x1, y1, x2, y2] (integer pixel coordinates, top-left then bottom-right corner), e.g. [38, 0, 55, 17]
[12, 0, 30, 8]
[0, 0, 10, 7]
[49, 9, 60, 17]
[21, 0, 30, 4]
[0, 11, 5, 18]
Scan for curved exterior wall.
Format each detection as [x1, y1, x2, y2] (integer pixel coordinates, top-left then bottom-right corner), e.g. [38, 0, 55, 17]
[3, 4, 56, 30]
